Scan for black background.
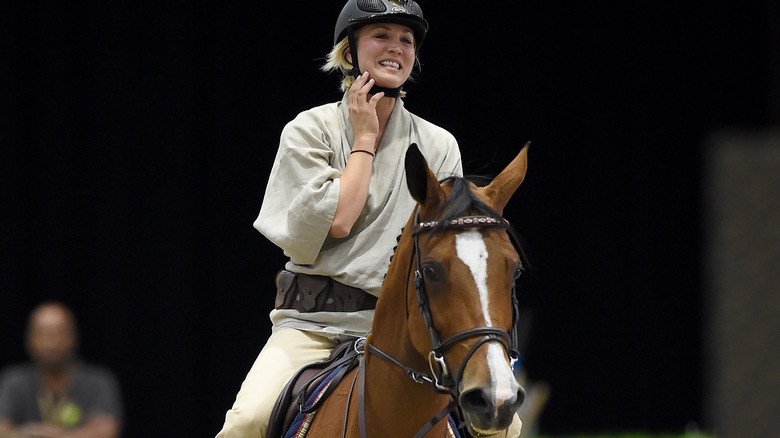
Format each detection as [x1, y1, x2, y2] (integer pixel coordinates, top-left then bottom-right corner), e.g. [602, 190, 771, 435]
[2, 2, 777, 436]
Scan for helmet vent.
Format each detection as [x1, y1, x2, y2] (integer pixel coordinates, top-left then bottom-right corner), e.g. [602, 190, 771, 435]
[356, 0, 387, 13]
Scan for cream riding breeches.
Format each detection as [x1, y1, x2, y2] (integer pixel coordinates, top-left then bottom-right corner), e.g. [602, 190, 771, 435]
[216, 327, 336, 438]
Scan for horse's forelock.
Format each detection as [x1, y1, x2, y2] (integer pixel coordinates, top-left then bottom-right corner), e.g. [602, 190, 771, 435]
[425, 176, 527, 265]
[429, 177, 503, 234]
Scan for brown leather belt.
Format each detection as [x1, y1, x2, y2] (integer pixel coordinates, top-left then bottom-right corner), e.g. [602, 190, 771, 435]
[274, 270, 378, 313]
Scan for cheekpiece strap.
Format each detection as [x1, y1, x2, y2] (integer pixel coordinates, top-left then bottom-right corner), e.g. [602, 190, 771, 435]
[412, 215, 510, 235]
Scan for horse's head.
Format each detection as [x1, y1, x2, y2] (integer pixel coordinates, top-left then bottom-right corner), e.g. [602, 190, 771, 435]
[404, 143, 529, 435]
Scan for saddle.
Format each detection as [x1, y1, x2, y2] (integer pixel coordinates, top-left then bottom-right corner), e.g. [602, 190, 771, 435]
[267, 338, 362, 438]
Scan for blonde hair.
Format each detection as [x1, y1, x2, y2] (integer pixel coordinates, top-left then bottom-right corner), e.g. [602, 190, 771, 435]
[321, 38, 358, 92]
[321, 36, 418, 98]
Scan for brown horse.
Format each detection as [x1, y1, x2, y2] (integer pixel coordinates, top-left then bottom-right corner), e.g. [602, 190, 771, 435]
[305, 144, 529, 437]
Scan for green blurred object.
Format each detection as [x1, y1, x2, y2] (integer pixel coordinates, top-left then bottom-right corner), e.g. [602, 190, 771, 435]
[58, 401, 83, 428]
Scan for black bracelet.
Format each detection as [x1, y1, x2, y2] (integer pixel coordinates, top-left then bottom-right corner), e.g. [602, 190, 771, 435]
[350, 149, 375, 158]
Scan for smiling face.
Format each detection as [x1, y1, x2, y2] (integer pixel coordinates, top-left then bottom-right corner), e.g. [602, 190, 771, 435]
[348, 22, 416, 89]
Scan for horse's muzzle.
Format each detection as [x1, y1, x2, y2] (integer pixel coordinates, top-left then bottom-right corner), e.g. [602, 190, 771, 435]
[459, 384, 525, 434]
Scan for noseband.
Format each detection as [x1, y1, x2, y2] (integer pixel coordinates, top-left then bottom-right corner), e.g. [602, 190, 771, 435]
[368, 212, 522, 395]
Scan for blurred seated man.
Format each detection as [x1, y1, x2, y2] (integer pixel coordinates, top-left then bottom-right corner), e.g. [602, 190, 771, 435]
[0, 302, 123, 438]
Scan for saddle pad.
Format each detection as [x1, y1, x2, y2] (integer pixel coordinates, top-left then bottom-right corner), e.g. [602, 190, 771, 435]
[284, 363, 347, 438]
[447, 414, 462, 438]
[267, 339, 358, 438]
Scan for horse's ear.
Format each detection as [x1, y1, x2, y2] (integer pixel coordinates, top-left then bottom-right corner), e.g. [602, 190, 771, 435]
[485, 142, 529, 213]
[405, 144, 444, 207]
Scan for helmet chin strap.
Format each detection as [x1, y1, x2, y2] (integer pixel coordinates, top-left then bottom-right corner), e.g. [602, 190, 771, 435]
[347, 28, 402, 98]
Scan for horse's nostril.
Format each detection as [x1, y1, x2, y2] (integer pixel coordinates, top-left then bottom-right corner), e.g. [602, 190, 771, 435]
[459, 389, 494, 415]
[517, 386, 526, 406]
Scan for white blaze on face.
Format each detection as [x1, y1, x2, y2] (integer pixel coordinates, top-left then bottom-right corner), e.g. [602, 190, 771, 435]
[455, 230, 491, 323]
[455, 229, 518, 405]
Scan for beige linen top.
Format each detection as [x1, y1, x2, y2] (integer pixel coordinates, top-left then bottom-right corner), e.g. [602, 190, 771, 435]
[255, 93, 462, 339]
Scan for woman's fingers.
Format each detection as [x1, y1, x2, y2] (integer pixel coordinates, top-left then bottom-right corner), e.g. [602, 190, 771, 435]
[369, 90, 384, 105]
[348, 71, 382, 144]
[350, 72, 378, 109]
[351, 72, 369, 94]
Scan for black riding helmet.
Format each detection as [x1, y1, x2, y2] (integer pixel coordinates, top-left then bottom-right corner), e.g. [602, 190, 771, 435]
[334, 0, 428, 97]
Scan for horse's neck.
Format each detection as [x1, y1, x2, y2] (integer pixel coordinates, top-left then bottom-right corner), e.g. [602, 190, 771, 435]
[362, 229, 452, 435]
[369, 226, 424, 370]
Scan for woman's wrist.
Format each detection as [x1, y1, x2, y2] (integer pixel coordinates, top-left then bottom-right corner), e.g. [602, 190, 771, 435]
[353, 134, 377, 152]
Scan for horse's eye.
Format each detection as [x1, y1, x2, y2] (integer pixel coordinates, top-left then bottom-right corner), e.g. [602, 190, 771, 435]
[512, 265, 524, 281]
[422, 265, 439, 282]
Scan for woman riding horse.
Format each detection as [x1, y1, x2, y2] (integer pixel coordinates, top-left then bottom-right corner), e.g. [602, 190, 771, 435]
[304, 145, 529, 437]
[216, 0, 522, 436]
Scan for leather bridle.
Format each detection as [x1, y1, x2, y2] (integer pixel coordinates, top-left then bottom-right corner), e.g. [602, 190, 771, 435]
[360, 212, 523, 437]
[407, 213, 521, 393]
